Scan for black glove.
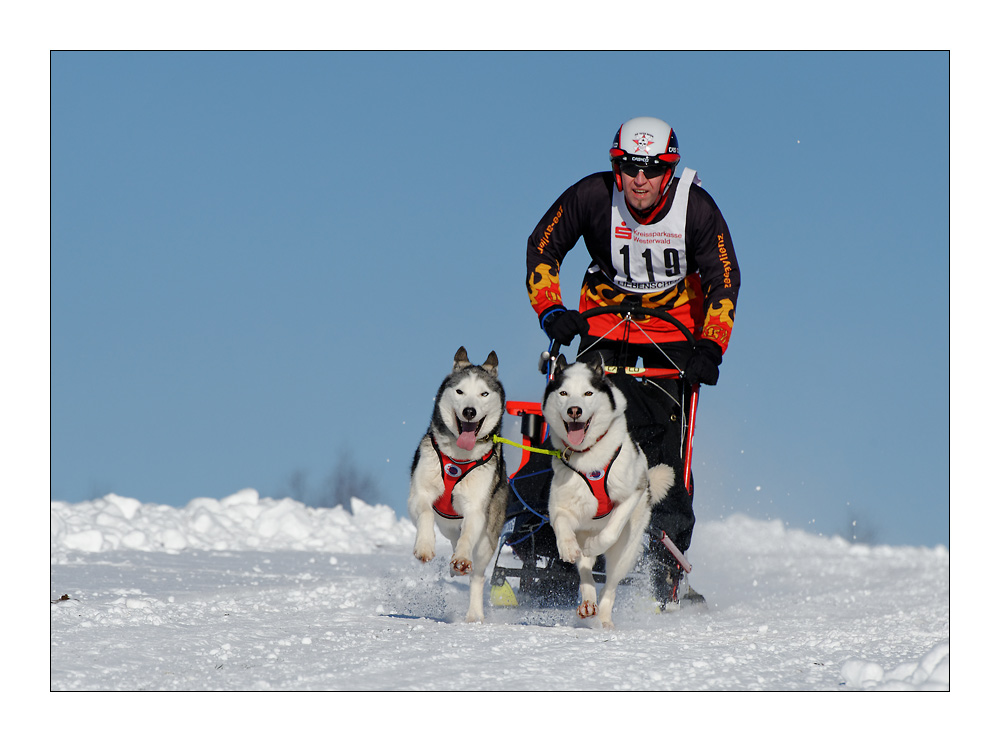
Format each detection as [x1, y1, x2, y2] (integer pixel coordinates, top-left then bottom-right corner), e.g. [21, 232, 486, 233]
[684, 339, 723, 386]
[541, 307, 589, 345]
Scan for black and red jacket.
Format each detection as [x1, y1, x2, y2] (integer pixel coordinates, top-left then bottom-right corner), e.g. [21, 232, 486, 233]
[526, 171, 740, 353]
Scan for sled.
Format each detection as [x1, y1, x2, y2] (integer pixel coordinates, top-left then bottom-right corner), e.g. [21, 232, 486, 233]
[490, 305, 702, 608]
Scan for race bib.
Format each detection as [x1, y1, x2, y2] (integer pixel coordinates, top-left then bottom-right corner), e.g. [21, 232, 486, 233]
[608, 168, 696, 294]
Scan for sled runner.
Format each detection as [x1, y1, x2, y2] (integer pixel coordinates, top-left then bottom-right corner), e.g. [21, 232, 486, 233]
[490, 305, 704, 609]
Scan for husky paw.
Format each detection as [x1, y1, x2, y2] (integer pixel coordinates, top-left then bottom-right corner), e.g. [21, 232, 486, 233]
[450, 556, 472, 576]
[464, 610, 485, 623]
[557, 538, 582, 564]
[413, 547, 435, 563]
[601, 619, 615, 630]
[577, 600, 598, 619]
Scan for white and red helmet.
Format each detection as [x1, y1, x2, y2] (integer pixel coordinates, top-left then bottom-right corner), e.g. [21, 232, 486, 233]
[610, 116, 680, 197]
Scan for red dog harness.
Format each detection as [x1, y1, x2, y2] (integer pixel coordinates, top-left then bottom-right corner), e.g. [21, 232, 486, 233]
[571, 445, 622, 519]
[430, 437, 495, 519]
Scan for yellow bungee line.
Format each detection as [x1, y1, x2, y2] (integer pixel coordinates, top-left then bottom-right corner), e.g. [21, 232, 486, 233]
[492, 435, 562, 458]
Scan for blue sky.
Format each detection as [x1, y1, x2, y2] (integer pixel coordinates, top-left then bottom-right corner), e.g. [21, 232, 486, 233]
[49, 51, 950, 547]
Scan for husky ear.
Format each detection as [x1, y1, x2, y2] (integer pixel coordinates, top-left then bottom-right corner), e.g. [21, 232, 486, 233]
[453, 346, 471, 371]
[482, 350, 499, 376]
[586, 355, 605, 377]
[554, 354, 569, 375]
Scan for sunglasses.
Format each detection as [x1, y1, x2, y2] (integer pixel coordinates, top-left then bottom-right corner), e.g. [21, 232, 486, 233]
[619, 162, 671, 179]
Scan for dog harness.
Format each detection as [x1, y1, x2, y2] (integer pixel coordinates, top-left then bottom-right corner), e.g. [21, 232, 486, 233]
[571, 445, 622, 519]
[430, 437, 495, 519]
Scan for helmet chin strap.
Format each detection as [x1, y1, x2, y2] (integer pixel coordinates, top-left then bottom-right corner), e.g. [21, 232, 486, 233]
[625, 172, 676, 224]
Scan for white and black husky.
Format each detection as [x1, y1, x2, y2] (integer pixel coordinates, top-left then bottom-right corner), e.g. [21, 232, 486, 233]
[543, 356, 674, 629]
[408, 347, 509, 623]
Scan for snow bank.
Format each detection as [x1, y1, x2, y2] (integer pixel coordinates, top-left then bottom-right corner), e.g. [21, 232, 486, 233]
[50, 493, 948, 691]
[50, 490, 416, 560]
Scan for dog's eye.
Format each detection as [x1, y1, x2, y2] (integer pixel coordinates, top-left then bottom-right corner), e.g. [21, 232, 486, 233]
[559, 391, 568, 396]
[584, 391, 593, 396]
[455, 389, 464, 395]
[480, 391, 489, 397]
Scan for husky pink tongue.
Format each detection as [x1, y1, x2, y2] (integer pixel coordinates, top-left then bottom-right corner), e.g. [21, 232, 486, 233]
[566, 422, 587, 448]
[457, 421, 479, 451]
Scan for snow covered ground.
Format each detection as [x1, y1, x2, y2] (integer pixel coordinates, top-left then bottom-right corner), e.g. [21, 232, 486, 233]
[51, 489, 949, 700]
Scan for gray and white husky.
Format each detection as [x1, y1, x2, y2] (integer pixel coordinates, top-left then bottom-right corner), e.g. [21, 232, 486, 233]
[408, 347, 510, 623]
[543, 356, 674, 629]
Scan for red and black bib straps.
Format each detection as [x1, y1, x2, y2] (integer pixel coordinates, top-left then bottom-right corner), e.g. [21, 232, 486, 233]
[430, 436, 495, 519]
[572, 445, 623, 519]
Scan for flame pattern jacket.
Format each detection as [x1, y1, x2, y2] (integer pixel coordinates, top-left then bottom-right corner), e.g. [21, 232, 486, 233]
[526, 171, 740, 354]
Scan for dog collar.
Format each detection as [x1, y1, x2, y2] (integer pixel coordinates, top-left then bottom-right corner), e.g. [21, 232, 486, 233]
[561, 430, 608, 461]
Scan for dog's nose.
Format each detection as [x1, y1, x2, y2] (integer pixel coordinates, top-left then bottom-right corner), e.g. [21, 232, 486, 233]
[462, 407, 477, 420]
[567, 406, 582, 420]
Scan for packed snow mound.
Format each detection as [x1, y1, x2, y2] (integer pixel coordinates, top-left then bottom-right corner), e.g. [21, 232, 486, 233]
[50, 490, 415, 558]
[840, 641, 950, 690]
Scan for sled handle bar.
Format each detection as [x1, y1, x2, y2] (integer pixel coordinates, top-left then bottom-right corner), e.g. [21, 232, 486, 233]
[542, 305, 697, 377]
